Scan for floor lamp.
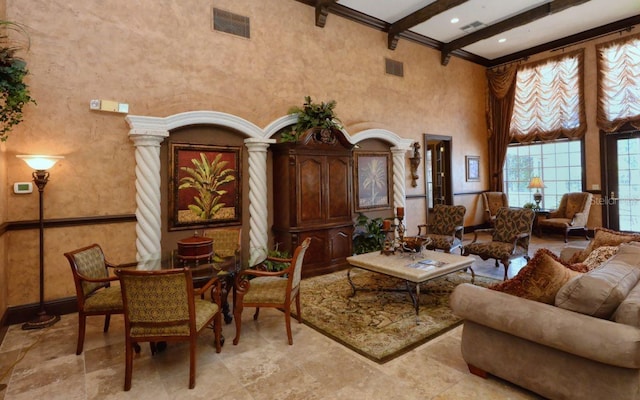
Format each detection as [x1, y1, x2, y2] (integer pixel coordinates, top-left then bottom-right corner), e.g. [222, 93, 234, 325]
[17, 154, 64, 330]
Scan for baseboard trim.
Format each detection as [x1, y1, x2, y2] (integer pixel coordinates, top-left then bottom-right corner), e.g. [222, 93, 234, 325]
[5, 297, 78, 326]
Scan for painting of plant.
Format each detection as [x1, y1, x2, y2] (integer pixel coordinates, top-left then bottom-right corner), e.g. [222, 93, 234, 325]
[170, 143, 241, 230]
[354, 152, 390, 212]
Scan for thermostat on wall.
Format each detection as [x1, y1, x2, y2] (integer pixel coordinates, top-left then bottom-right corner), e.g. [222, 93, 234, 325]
[13, 182, 33, 194]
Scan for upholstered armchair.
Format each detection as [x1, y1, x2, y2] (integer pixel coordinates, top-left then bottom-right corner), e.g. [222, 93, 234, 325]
[233, 237, 311, 346]
[204, 227, 241, 269]
[64, 244, 135, 355]
[482, 191, 509, 226]
[463, 207, 535, 280]
[417, 204, 466, 254]
[116, 268, 222, 391]
[538, 192, 593, 242]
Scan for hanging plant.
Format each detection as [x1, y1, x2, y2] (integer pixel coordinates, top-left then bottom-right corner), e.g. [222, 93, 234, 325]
[0, 21, 35, 142]
[282, 95, 342, 142]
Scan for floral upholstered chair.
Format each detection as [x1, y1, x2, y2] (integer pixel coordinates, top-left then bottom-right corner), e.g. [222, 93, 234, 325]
[482, 191, 509, 226]
[64, 244, 133, 355]
[233, 237, 311, 346]
[538, 192, 593, 242]
[417, 204, 466, 254]
[116, 268, 222, 391]
[463, 207, 535, 280]
[204, 227, 241, 268]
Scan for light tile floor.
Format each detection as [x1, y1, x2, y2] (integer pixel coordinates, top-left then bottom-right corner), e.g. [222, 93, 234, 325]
[0, 235, 586, 399]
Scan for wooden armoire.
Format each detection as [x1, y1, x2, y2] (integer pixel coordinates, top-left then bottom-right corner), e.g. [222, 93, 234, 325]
[271, 127, 354, 278]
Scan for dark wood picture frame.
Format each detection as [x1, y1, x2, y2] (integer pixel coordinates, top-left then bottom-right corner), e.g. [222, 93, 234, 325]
[169, 143, 241, 231]
[354, 151, 391, 212]
[466, 155, 480, 182]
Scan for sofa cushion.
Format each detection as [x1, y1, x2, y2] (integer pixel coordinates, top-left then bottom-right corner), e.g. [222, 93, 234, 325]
[555, 256, 640, 319]
[570, 228, 640, 263]
[490, 248, 581, 304]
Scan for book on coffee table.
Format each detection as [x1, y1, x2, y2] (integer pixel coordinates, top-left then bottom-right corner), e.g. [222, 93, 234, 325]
[406, 259, 444, 269]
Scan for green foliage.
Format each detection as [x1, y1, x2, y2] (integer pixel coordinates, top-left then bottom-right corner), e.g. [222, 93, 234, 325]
[261, 244, 291, 272]
[352, 213, 385, 255]
[0, 21, 35, 142]
[178, 152, 235, 220]
[283, 96, 342, 142]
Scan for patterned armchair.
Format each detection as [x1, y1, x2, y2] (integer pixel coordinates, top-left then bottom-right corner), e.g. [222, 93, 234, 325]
[463, 207, 535, 280]
[64, 244, 133, 355]
[417, 204, 466, 254]
[116, 268, 222, 391]
[203, 227, 241, 268]
[538, 192, 592, 242]
[233, 237, 311, 346]
[482, 191, 509, 226]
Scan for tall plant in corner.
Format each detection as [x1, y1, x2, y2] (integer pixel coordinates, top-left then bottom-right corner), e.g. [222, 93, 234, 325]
[178, 153, 236, 220]
[0, 21, 35, 142]
[282, 95, 342, 142]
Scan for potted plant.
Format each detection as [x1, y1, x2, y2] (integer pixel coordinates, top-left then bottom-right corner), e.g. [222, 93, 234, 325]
[352, 212, 385, 254]
[0, 21, 35, 142]
[282, 96, 342, 142]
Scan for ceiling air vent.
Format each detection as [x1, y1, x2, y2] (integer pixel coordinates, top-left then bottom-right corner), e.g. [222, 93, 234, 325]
[385, 58, 404, 77]
[213, 8, 250, 39]
[460, 20, 485, 33]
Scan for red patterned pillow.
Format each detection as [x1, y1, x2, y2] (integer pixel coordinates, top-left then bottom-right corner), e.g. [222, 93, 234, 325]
[490, 248, 582, 304]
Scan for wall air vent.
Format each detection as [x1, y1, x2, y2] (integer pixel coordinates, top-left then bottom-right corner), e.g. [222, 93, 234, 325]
[385, 58, 404, 77]
[213, 8, 250, 39]
[460, 20, 485, 33]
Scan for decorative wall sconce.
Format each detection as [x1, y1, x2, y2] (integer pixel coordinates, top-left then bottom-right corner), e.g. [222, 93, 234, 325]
[408, 142, 421, 187]
[16, 154, 64, 330]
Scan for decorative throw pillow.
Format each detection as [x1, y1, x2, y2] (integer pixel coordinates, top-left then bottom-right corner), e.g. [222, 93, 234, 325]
[580, 245, 619, 271]
[569, 228, 640, 263]
[555, 258, 640, 319]
[490, 248, 581, 304]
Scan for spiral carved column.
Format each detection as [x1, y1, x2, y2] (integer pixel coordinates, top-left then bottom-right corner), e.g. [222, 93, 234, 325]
[129, 130, 169, 260]
[245, 139, 275, 266]
[391, 147, 408, 211]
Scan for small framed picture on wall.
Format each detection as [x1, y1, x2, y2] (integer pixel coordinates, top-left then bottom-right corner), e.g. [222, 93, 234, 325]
[465, 156, 480, 182]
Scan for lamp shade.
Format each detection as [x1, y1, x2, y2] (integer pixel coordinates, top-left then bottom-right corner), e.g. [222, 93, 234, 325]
[17, 155, 64, 171]
[527, 177, 545, 189]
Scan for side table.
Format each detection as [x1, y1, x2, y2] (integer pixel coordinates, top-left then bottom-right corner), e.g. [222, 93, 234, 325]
[533, 208, 551, 237]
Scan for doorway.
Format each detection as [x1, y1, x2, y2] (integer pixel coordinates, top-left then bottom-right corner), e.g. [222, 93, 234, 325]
[424, 134, 453, 210]
[602, 129, 640, 232]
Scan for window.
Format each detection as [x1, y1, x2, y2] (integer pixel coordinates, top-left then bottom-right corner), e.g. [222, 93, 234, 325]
[597, 33, 640, 132]
[504, 140, 583, 209]
[510, 50, 586, 142]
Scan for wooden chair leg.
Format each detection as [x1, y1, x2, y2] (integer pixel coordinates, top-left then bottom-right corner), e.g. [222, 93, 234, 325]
[214, 312, 222, 353]
[124, 338, 134, 391]
[233, 302, 243, 345]
[103, 314, 111, 332]
[253, 308, 260, 320]
[188, 339, 196, 389]
[295, 292, 302, 323]
[76, 313, 86, 355]
[564, 228, 569, 243]
[284, 305, 293, 345]
[502, 259, 510, 280]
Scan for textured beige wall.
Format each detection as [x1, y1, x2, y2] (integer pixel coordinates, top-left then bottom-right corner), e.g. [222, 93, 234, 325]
[2, 0, 488, 307]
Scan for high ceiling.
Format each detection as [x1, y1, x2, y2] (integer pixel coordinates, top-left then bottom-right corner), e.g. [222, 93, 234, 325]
[299, 0, 640, 67]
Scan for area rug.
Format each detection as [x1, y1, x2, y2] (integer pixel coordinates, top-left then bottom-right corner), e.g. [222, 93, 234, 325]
[298, 269, 497, 363]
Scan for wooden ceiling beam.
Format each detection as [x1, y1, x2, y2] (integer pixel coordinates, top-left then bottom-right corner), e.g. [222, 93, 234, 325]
[440, 0, 591, 65]
[388, 0, 469, 50]
[315, 0, 337, 27]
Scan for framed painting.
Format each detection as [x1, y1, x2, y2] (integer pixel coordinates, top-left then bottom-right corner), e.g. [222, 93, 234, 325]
[466, 155, 480, 182]
[354, 151, 391, 212]
[169, 143, 241, 230]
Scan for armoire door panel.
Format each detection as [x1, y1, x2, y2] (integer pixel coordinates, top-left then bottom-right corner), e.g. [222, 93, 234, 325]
[327, 156, 351, 220]
[298, 157, 323, 223]
[328, 226, 354, 262]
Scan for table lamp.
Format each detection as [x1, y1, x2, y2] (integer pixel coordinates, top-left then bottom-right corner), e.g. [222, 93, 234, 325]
[527, 177, 545, 209]
[17, 154, 64, 330]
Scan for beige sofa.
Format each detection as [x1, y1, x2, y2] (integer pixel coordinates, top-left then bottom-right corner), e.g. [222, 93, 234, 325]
[450, 242, 640, 400]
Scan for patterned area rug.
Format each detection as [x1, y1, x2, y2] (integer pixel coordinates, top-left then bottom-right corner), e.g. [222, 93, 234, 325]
[298, 268, 497, 363]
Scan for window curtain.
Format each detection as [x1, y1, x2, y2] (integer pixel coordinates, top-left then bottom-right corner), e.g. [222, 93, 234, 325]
[509, 49, 586, 143]
[597, 33, 640, 132]
[486, 65, 517, 192]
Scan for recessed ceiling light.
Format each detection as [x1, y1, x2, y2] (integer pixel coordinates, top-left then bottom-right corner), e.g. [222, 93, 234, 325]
[450, 17, 459, 24]
[498, 38, 507, 43]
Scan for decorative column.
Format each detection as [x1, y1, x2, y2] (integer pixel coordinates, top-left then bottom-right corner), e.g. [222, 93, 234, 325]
[391, 147, 409, 211]
[245, 138, 275, 266]
[128, 129, 169, 260]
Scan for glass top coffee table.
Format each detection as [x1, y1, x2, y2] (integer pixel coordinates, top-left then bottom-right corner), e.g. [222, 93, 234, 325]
[346, 250, 474, 323]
